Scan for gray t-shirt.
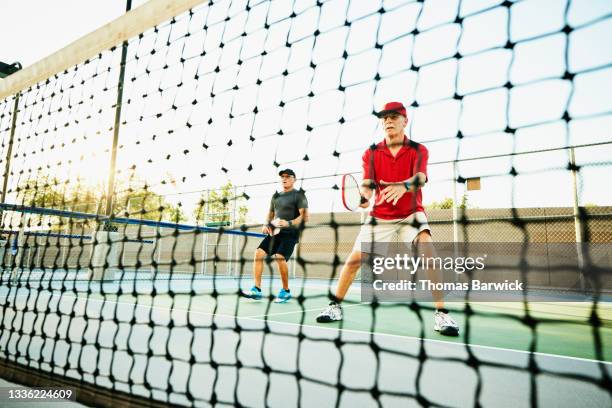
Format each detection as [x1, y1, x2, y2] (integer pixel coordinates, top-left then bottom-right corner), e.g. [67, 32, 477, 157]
[270, 189, 308, 227]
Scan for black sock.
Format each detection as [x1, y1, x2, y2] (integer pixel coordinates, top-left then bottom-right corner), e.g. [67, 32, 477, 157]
[437, 308, 449, 314]
[254, 286, 261, 292]
[284, 288, 290, 293]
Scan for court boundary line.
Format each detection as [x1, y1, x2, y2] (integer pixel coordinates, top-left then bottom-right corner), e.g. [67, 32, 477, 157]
[238, 313, 612, 366]
[243, 303, 363, 318]
[227, 303, 612, 366]
[5, 291, 611, 366]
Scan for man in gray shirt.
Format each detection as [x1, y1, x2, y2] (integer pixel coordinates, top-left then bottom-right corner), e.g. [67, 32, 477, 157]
[248, 169, 308, 303]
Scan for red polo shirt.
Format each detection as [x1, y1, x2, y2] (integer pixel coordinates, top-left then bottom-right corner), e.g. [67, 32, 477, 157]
[362, 136, 428, 220]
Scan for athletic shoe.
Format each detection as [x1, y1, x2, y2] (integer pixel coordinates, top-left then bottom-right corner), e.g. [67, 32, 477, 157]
[434, 309, 459, 336]
[316, 302, 343, 323]
[275, 288, 291, 303]
[248, 286, 262, 300]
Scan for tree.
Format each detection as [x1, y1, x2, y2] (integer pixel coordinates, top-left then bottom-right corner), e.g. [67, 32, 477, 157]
[427, 195, 469, 210]
[14, 172, 186, 228]
[193, 182, 248, 226]
[460, 194, 469, 210]
[427, 197, 454, 210]
[17, 172, 73, 209]
[13, 173, 100, 231]
[113, 186, 186, 223]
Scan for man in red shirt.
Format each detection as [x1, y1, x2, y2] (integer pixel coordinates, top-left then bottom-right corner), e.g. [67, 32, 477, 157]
[316, 102, 459, 336]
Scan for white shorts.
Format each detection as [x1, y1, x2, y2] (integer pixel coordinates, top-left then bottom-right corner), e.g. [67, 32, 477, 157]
[352, 212, 431, 254]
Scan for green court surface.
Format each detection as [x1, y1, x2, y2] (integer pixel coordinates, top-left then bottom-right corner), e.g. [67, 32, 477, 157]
[3, 280, 611, 407]
[88, 287, 612, 363]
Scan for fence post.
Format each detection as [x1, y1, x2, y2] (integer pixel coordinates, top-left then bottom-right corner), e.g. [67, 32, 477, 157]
[104, 0, 132, 218]
[201, 190, 208, 275]
[2, 93, 20, 277]
[1, 92, 20, 205]
[569, 147, 585, 292]
[230, 185, 238, 276]
[452, 161, 459, 243]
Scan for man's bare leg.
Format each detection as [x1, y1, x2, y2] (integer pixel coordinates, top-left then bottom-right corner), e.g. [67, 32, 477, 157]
[275, 255, 289, 290]
[253, 248, 266, 289]
[334, 250, 362, 301]
[414, 230, 459, 335]
[316, 250, 362, 322]
[413, 230, 444, 310]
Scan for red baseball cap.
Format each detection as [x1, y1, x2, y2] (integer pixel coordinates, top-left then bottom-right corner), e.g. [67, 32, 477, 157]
[376, 101, 407, 118]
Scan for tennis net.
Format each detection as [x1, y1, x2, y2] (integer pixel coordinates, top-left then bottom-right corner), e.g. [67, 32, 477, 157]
[0, 0, 611, 406]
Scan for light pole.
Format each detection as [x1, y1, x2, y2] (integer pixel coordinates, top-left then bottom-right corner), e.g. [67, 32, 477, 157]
[0, 60, 22, 204]
[0, 61, 21, 78]
[0, 60, 22, 280]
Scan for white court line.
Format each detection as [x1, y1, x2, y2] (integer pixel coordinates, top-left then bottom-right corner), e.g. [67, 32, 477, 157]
[4, 292, 362, 320]
[239, 316, 612, 366]
[243, 303, 363, 319]
[226, 306, 612, 366]
[5, 292, 612, 366]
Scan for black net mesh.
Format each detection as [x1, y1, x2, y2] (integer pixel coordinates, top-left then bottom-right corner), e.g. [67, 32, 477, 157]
[0, 0, 611, 406]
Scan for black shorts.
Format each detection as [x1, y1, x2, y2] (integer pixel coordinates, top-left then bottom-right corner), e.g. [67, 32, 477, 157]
[257, 231, 298, 260]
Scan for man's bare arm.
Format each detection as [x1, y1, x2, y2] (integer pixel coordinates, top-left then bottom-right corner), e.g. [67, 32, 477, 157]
[292, 208, 308, 225]
[378, 172, 428, 205]
[361, 178, 375, 200]
[262, 210, 275, 234]
[276, 208, 308, 228]
[406, 172, 427, 192]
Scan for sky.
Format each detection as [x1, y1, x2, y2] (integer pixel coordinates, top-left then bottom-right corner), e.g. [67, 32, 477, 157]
[0, 0, 148, 67]
[1, 0, 611, 225]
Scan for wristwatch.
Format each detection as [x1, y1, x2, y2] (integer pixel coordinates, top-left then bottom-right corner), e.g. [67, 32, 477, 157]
[404, 181, 411, 191]
[288, 220, 293, 227]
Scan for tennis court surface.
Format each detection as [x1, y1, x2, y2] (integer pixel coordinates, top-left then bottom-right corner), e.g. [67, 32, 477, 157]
[1, 272, 610, 407]
[2, 0, 612, 406]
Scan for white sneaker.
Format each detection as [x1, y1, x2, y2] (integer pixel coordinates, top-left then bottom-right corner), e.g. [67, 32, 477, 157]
[316, 302, 343, 323]
[434, 310, 459, 336]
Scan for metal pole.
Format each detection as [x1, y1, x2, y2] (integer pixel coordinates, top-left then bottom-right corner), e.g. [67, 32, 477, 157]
[104, 0, 132, 218]
[2, 93, 20, 276]
[452, 162, 460, 283]
[569, 147, 585, 291]
[201, 190, 208, 275]
[1, 92, 20, 204]
[155, 227, 162, 275]
[11, 213, 26, 282]
[452, 161, 459, 243]
[229, 186, 237, 276]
